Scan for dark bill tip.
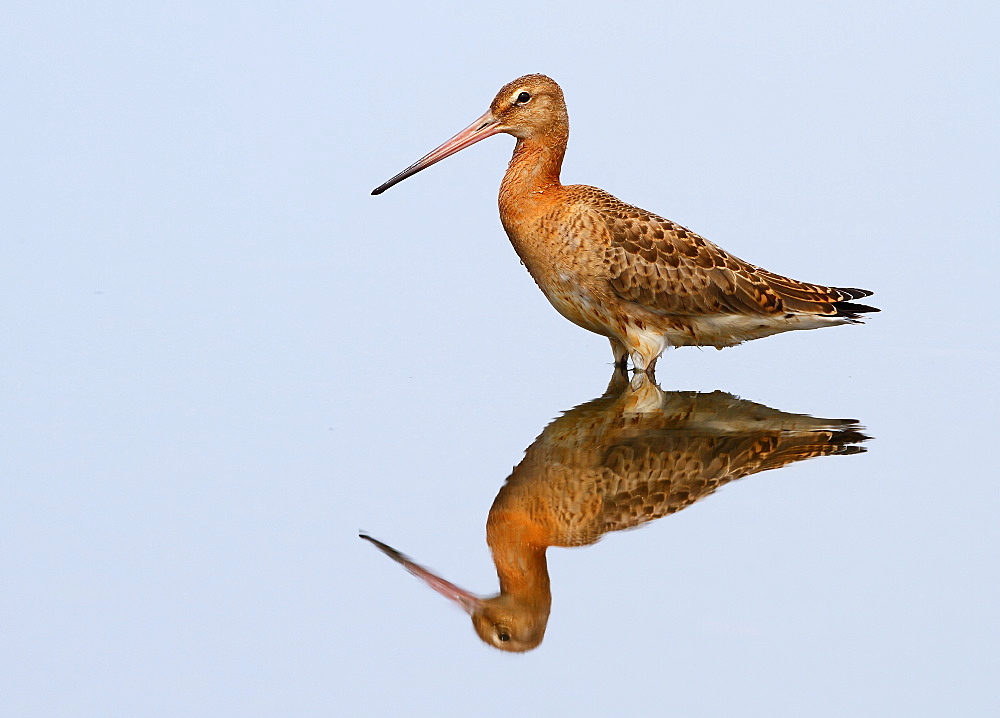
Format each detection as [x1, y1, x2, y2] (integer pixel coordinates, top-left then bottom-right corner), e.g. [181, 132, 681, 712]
[369, 110, 500, 198]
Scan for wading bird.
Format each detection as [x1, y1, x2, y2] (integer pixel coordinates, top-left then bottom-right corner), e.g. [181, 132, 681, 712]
[373, 75, 877, 373]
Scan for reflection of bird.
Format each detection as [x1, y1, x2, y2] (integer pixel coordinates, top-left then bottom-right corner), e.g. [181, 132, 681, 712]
[361, 374, 868, 652]
[372, 74, 877, 373]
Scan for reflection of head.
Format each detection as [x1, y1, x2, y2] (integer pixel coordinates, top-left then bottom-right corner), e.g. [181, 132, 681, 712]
[471, 594, 550, 653]
[358, 534, 552, 653]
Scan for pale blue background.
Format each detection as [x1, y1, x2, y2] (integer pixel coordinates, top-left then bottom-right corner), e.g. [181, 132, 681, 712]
[3, 1, 998, 716]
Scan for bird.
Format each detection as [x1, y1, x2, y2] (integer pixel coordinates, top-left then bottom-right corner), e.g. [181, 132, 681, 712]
[361, 373, 869, 651]
[372, 74, 878, 374]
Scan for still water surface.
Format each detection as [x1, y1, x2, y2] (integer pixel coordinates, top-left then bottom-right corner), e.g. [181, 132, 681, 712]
[3, 2, 997, 715]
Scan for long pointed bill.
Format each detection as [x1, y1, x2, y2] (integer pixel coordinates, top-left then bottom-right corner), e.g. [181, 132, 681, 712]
[360, 533, 483, 613]
[371, 110, 502, 195]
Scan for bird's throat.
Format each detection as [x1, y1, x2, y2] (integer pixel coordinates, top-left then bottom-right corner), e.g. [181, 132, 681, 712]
[500, 134, 567, 205]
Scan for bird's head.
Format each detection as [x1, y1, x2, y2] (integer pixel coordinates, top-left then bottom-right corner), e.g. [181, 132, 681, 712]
[371, 74, 567, 195]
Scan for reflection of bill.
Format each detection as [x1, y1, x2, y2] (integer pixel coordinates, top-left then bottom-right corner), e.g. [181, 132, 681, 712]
[362, 374, 869, 652]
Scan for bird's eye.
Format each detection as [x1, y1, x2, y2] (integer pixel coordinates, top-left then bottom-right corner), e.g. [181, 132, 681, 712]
[515, 91, 531, 105]
[498, 631, 511, 642]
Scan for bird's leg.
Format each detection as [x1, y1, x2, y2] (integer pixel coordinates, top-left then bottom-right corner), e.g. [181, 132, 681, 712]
[604, 367, 632, 395]
[609, 338, 630, 372]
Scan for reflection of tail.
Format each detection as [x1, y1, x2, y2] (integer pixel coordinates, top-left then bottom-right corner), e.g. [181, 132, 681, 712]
[755, 429, 868, 467]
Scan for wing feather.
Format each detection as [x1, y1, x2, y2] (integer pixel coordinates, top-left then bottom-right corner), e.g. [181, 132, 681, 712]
[595, 431, 863, 534]
[583, 188, 874, 317]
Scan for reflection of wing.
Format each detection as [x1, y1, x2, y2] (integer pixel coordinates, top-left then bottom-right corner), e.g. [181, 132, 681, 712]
[584, 188, 877, 318]
[495, 377, 868, 548]
[596, 429, 865, 534]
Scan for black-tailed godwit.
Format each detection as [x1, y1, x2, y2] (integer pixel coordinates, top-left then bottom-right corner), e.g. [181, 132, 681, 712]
[373, 75, 878, 373]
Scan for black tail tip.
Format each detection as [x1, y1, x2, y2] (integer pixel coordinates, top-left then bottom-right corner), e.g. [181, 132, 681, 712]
[833, 285, 880, 318]
[838, 287, 875, 300]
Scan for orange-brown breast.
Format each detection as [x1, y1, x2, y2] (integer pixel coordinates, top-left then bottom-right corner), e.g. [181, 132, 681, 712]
[500, 183, 628, 337]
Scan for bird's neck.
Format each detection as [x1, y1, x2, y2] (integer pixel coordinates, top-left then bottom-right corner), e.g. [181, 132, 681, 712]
[499, 131, 567, 211]
[486, 516, 552, 602]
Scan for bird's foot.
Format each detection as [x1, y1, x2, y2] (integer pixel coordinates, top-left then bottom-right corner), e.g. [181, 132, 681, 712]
[630, 358, 657, 379]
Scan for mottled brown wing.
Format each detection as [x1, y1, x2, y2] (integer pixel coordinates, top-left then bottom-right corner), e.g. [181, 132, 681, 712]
[595, 431, 860, 534]
[587, 189, 867, 316]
